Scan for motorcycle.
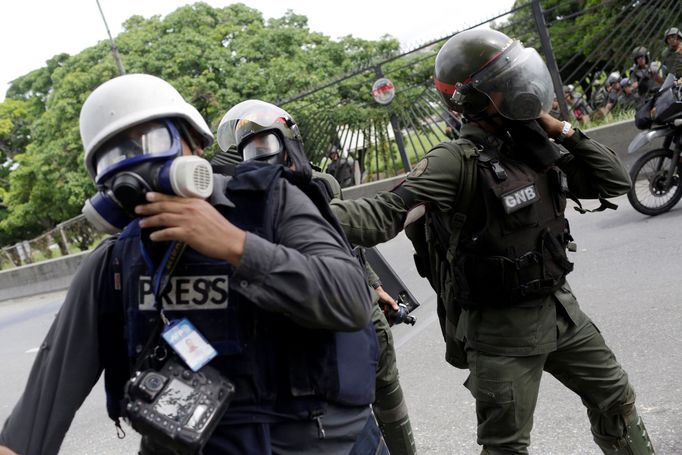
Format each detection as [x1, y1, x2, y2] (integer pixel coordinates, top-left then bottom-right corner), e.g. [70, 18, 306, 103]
[627, 74, 682, 216]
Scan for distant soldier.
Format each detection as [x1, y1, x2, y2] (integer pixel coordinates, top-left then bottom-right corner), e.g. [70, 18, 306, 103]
[661, 27, 682, 77]
[629, 46, 662, 97]
[617, 78, 641, 111]
[563, 85, 592, 124]
[564, 84, 592, 123]
[590, 80, 608, 111]
[594, 72, 622, 118]
[326, 148, 360, 188]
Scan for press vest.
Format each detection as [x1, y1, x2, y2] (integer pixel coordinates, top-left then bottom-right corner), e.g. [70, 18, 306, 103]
[103, 162, 377, 421]
[453, 150, 574, 307]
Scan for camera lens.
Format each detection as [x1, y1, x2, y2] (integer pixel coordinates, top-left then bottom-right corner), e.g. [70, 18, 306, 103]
[143, 373, 165, 392]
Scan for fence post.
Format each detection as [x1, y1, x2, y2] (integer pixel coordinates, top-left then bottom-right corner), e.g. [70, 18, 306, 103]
[531, 0, 570, 121]
[57, 223, 71, 256]
[2, 247, 17, 267]
[374, 65, 411, 173]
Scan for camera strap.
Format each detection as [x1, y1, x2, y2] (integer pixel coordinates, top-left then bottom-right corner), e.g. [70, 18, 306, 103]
[149, 239, 218, 372]
[132, 240, 187, 373]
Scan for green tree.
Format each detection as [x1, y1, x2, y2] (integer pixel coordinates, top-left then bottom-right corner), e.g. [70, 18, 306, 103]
[0, 2, 399, 246]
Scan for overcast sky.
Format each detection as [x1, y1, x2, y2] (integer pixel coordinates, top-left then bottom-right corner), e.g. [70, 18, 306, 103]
[0, 0, 515, 100]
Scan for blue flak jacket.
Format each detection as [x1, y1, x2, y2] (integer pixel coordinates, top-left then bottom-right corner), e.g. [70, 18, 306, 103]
[103, 162, 378, 422]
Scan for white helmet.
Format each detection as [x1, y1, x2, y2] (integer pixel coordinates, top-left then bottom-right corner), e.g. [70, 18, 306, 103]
[80, 74, 214, 181]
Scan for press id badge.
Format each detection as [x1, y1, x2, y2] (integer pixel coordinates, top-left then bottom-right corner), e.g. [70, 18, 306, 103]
[162, 318, 217, 372]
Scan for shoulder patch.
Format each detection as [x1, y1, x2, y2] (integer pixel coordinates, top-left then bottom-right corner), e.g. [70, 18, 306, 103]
[409, 158, 428, 178]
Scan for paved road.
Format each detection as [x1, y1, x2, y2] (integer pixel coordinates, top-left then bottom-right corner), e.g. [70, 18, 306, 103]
[1, 194, 680, 454]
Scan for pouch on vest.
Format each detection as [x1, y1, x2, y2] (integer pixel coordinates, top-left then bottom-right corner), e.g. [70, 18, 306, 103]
[454, 152, 573, 307]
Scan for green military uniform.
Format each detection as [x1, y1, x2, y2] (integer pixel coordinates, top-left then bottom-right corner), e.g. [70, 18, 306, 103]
[314, 170, 416, 455]
[331, 123, 654, 454]
[661, 47, 682, 78]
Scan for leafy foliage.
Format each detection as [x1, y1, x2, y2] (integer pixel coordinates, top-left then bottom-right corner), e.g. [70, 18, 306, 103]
[495, 0, 682, 97]
[0, 2, 399, 245]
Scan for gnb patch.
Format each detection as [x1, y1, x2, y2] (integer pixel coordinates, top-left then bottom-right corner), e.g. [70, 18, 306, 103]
[500, 184, 539, 214]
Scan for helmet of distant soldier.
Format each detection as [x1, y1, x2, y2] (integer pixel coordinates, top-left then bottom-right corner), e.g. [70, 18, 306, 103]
[631, 46, 650, 64]
[434, 29, 554, 121]
[606, 72, 622, 87]
[664, 27, 682, 43]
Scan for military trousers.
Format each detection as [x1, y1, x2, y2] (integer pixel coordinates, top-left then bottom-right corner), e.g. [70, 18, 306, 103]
[371, 303, 400, 389]
[464, 310, 636, 455]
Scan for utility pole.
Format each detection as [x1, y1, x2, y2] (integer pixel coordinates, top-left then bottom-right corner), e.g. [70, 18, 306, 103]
[531, 0, 569, 121]
[96, 0, 126, 76]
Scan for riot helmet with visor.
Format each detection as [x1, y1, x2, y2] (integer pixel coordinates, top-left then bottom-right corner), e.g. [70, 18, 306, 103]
[434, 29, 554, 121]
[217, 100, 311, 181]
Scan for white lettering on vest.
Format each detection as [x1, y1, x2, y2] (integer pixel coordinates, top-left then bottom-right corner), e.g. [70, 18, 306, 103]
[501, 184, 539, 213]
[138, 275, 229, 311]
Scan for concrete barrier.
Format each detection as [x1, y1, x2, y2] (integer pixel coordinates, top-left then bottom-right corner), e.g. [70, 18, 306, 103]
[0, 251, 89, 301]
[0, 119, 654, 302]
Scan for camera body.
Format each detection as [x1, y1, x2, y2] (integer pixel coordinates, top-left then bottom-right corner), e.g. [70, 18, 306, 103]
[124, 357, 235, 454]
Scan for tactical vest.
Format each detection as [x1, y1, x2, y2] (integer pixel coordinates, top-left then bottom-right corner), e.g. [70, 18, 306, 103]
[103, 162, 377, 421]
[453, 150, 574, 307]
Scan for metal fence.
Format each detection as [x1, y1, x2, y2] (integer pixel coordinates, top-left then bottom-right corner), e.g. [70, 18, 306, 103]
[1, 215, 102, 270]
[279, 0, 682, 181]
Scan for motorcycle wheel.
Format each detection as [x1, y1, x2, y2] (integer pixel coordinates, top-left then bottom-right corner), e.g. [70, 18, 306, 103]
[627, 148, 682, 216]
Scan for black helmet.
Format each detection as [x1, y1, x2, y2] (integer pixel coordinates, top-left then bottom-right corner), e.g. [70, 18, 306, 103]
[434, 29, 554, 121]
[664, 27, 682, 43]
[217, 100, 311, 181]
[631, 46, 650, 63]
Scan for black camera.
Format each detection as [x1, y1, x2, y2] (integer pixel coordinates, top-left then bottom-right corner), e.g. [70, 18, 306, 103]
[124, 357, 235, 454]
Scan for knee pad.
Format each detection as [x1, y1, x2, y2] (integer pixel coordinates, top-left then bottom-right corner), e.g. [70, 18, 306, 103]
[373, 381, 408, 423]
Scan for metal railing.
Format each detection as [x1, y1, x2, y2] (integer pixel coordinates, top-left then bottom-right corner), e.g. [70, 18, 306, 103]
[1, 215, 103, 270]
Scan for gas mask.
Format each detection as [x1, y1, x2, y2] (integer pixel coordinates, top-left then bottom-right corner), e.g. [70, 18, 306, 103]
[82, 120, 213, 234]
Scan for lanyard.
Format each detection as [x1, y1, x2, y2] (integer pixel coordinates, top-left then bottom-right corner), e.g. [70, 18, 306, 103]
[144, 239, 187, 325]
